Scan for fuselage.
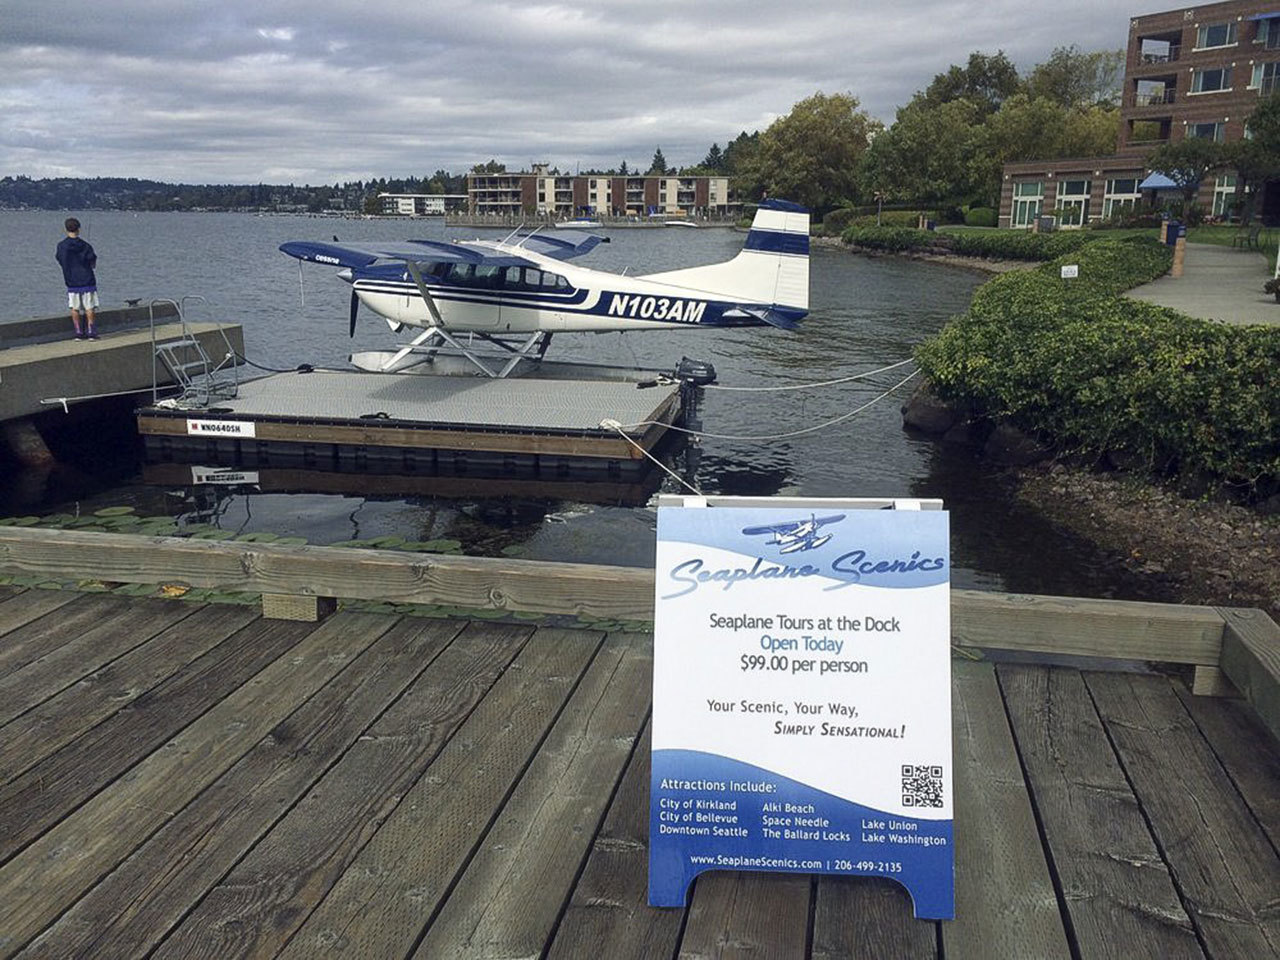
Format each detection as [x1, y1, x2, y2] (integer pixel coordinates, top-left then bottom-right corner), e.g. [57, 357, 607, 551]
[347, 241, 799, 334]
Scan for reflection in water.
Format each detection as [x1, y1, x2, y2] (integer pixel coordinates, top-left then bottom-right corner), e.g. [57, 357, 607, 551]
[0, 212, 1176, 601]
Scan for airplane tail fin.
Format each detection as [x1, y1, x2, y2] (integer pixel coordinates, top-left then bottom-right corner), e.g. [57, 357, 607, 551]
[641, 199, 809, 319]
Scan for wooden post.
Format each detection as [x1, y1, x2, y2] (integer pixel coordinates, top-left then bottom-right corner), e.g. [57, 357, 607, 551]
[261, 593, 336, 622]
[1171, 236, 1186, 277]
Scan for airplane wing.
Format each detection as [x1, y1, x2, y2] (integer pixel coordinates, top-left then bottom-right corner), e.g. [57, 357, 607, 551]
[505, 232, 610, 261]
[741, 521, 803, 536]
[278, 239, 536, 270]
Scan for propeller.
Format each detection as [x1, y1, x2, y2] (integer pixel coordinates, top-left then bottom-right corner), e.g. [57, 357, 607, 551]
[349, 289, 360, 338]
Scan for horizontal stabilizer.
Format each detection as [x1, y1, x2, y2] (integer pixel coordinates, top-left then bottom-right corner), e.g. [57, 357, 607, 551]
[734, 305, 803, 330]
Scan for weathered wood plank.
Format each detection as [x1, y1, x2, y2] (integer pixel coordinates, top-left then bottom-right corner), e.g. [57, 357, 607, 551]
[0, 588, 77, 642]
[1087, 671, 1280, 958]
[943, 661, 1071, 960]
[0, 615, 310, 866]
[0, 598, 196, 727]
[997, 664, 1203, 959]
[0, 611, 397, 957]
[26, 616, 471, 960]
[275, 626, 604, 960]
[677, 872, 811, 960]
[1217, 607, 1280, 744]
[0, 603, 256, 784]
[154, 620, 532, 960]
[1176, 682, 1280, 855]
[952, 589, 1224, 665]
[812, 876, 938, 960]
[0, 531, 1241, 666]
[0, 594, 133, 679]
[412, 632, 651, 959]
[0, 527, 654, 620]
[546, 722, 685, 960]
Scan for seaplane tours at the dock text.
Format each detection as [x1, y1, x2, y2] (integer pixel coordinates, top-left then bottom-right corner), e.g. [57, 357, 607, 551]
[280, 199, 809, 378]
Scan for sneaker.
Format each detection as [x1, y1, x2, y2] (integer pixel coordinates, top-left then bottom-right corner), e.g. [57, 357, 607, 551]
[87, 330, 100, 340]
[74, 332, 87, 340]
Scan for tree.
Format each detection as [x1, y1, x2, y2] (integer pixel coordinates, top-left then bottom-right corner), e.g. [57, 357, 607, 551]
[752, 92, 880, 215]
[649, 148, 668, 175]
[470, 159, 506, 174]
[619, 160, 629, 175]
[1025, 45, 1125, 108]
[1148, 137, 1228, 204]
[703, 143, 725, 172]
[862, 97, 988, 206]
[919, 51, 1021, 115]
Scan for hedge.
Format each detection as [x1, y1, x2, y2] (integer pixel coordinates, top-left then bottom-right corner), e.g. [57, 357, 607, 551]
[963, 207, 997, 227]
[914, 237, 1280, 492]
[843, 225, 1103, 261]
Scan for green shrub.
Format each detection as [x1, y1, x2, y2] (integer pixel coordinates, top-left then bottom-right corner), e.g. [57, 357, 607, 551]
[915, 238, 1280, 491]
[945, 230, 1098, 261]
[842, 226, 939, 252]
[963, 207, 997, 228]
[828, 209, 931, 231]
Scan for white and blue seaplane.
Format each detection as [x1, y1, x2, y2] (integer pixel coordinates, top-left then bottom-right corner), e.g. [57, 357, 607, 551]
[280, 198, 809, 378]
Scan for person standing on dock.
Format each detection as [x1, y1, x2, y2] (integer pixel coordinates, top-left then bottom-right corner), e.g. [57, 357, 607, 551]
[55, 217, 99, 340]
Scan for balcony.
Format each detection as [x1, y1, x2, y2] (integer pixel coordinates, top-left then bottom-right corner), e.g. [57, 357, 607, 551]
[1133, 88, 1176, 106]
[1140, 43, 1181, 64]
[1263, 77, 1280, 96]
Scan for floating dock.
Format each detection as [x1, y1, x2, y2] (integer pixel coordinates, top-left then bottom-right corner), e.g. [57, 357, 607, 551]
[137, 367, 683, 480]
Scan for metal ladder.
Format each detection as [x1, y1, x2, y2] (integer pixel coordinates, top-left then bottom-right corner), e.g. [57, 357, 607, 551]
[149, 297, 240, 406]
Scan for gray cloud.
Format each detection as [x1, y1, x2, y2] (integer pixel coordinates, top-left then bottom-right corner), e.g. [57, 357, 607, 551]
[0, 0, 1129, 183]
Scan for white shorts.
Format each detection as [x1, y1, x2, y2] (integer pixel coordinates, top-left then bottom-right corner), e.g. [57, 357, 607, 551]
[68, 290, 100, 310]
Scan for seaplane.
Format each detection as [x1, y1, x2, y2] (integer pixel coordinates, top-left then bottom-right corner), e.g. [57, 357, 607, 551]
[280, 199, 809, 378]
[742, 513, 846, 554]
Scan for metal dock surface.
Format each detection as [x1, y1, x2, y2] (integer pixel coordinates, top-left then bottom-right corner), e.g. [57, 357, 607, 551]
[0, 584, 1277, 958]
[137, 369, 683, 476]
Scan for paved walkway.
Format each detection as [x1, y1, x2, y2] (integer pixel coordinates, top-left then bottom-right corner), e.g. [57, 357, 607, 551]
[1127, 242, 1280, 326]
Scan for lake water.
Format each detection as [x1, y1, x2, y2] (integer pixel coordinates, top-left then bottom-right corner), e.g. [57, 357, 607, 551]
[1, 210, 1154, 598]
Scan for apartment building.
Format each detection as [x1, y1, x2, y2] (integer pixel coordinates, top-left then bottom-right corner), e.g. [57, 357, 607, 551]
[376, 193, 468, 216]
[467, 164, 733, 217]
[999, 0, 1280, 227]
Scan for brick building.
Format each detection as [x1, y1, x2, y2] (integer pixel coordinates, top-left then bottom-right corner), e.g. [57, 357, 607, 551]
[999, 0, 1280, 227]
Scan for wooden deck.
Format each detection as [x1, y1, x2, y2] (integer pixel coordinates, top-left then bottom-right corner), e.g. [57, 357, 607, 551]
[1, 586, 1278, 959]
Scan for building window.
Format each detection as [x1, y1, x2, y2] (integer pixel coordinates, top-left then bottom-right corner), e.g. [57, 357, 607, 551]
[1012, 181, 1043, 228]
[1056, 180, 1091, 228]
[1257, 17, 1280, 49]
[1191, 67, 1232, 93]
[1252, 61, 1280, 94]
[1195, 22, 1237, 49]
[1103, 178, 1142, 219]
[1187, 121, 1225, 142]
[1213, 174, 1239, 219]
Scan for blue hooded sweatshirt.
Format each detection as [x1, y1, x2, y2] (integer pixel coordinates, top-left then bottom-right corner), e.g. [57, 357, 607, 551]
[56, 236, 97, 291]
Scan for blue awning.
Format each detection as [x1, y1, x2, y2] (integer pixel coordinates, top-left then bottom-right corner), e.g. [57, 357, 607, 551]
[1246, 10, 1280, 19]
[1139, 172, 1182, 190]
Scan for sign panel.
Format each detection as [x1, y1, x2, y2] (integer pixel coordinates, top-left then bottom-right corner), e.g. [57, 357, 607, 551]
[190, 466, 261, 486]
[649, 501, 953, 918]
[186, 419, 256, 438]
[1060, 264, 1079, 279]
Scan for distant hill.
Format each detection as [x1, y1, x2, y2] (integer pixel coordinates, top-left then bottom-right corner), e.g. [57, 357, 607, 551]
[0, 175, 401, 213]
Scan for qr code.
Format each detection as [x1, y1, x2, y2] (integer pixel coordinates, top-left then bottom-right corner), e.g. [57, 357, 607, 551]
[901, 764, 944, 808]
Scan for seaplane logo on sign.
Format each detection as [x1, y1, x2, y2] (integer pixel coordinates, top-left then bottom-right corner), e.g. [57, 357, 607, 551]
[742, 513, 846, 554]
[185, 419, 256, 438]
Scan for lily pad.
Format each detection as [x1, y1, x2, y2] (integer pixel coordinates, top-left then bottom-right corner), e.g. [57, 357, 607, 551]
[500, 544, 526, 557]
[419, 538, 462, 552]
[93, 506, 137, 517]
[235, 532, 279, 543]
[273, 537, 309, 547]
[192, 529, 236, 541]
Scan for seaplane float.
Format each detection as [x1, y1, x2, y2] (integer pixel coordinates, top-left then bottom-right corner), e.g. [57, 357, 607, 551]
[280, 198, 809, 379]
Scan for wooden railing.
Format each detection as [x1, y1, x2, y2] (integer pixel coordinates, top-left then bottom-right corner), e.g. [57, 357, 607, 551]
[1, 526, 1276, 741]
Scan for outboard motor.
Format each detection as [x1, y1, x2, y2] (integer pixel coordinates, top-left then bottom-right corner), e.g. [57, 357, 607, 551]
[674, 356, 716, 386]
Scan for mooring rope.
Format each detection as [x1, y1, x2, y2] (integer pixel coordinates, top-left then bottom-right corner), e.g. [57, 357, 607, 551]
[598, 420, 704, 496]
[702, 357, 916, 393]
[613, 368, 921, 443]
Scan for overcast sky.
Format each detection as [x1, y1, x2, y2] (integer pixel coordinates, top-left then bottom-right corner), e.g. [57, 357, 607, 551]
[2, 0, 1133, 185]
